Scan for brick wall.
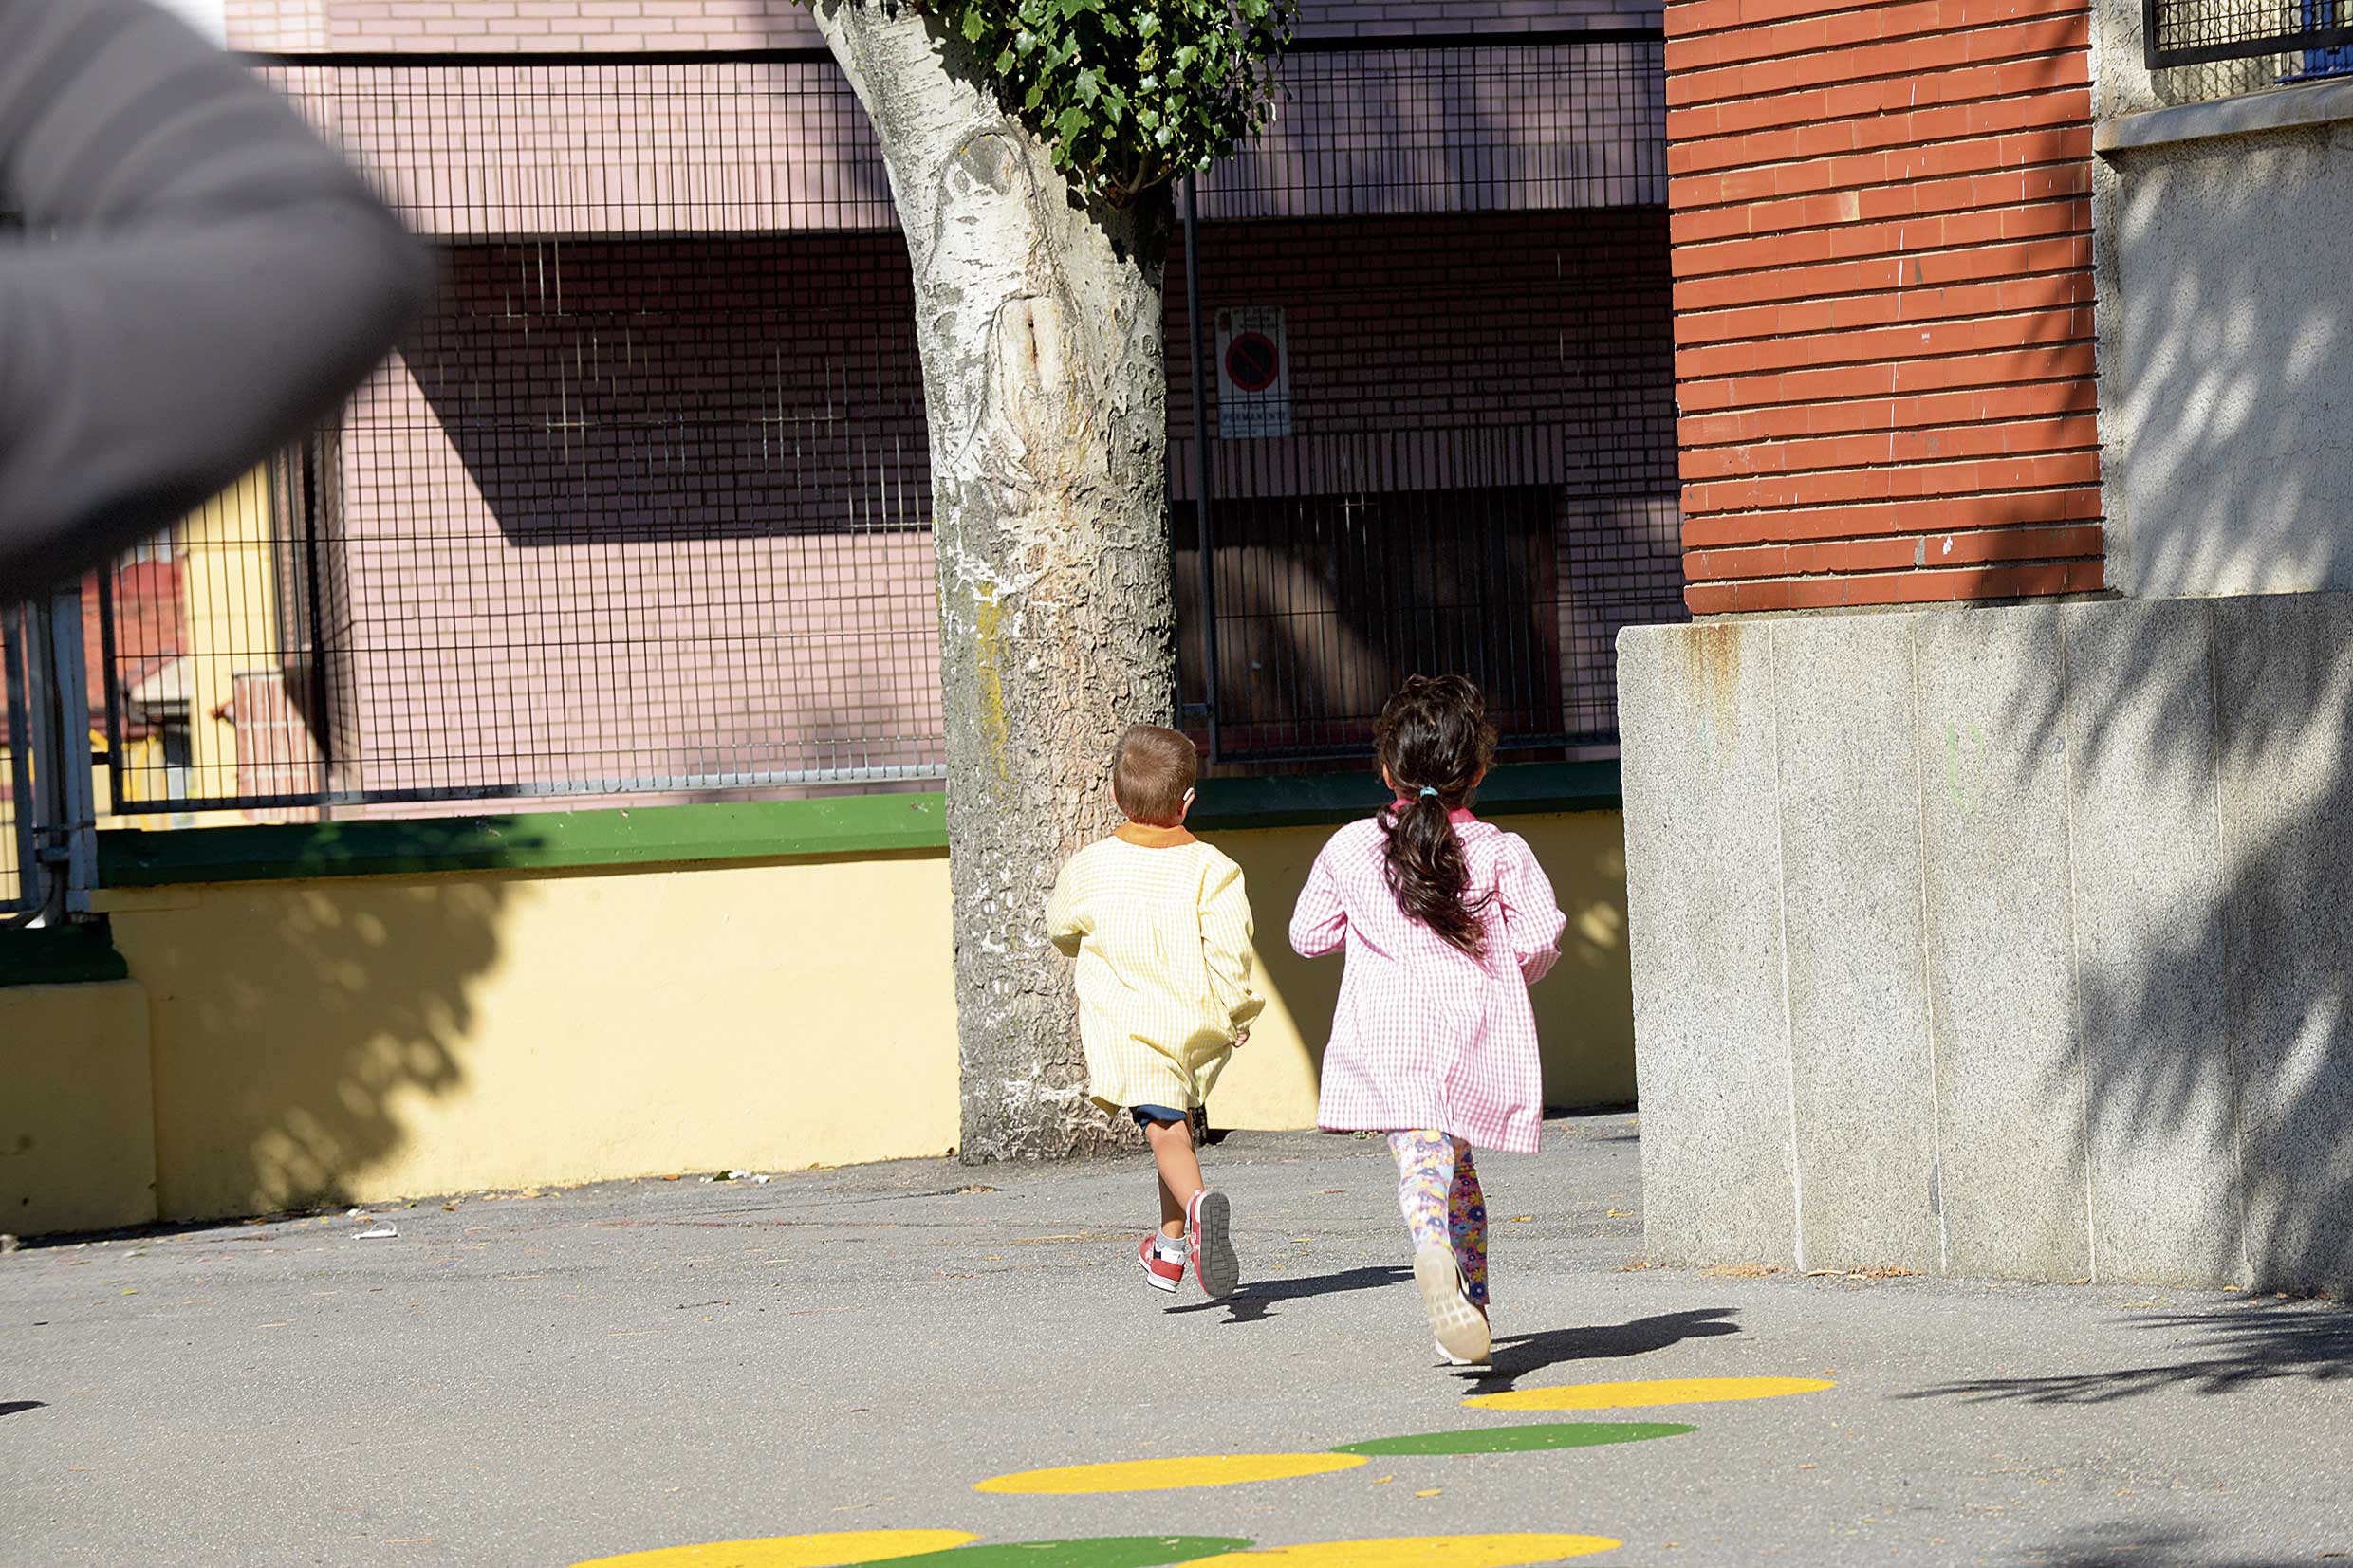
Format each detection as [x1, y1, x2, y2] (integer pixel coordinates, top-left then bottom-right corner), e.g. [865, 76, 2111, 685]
[1664, 0, 2103, 614]
[321, 205, 1677, 792]
[335, 233, 940, 799]
[259, 40, 1659, 238]
[1172, 209, 1682, 745]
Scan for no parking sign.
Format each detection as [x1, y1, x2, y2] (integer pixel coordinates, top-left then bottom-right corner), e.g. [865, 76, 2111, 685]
[1215, 305, 1291, 438]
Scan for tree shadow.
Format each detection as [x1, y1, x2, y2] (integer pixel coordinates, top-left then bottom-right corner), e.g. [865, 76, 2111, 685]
[1971, 587, 2353, 1292]
[1166, 1264, 1409, 1322]
[1924, 118, 2353, 1289]
[1460, 1306, 1742, 1393]
[1899, 1304, 2353, 1407]
[1996, 102, 2353, 1293]
[98, 833, 530, 1224]
[2018, 1523, 2318, 1567]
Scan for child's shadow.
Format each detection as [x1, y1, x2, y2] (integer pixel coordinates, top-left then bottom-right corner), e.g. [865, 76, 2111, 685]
[1457, 1307, 1744, 1393]
[1167, 1264, 1412, 1324]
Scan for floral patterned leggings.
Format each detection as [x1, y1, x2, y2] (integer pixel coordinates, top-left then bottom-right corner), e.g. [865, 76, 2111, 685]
[1387, 1131, 1490, 1309]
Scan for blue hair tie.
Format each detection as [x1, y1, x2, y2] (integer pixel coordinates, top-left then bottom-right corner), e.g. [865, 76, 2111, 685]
[1418, 785, 1439, 800]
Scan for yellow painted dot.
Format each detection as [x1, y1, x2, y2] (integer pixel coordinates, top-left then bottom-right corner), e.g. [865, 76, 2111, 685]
[974, 1453, 1368, 1495]
[1189, 1534, 1621, 1565]
[568, 1529, 977, 1567]
[1465, 1376, 1835, 1411]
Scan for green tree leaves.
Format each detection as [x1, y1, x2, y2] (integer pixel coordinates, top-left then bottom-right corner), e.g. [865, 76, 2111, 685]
[931, 0, 1295, 206]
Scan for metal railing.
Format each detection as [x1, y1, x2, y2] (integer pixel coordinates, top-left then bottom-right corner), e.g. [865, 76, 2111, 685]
[2, 592, 99, 923]
[92, 34, 1678, 820]
[1, 606, 35, 920]
[2147, 0, 2353, 71]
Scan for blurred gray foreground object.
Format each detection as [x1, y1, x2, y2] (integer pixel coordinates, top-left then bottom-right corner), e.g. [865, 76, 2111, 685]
[0, 0, 435, 601]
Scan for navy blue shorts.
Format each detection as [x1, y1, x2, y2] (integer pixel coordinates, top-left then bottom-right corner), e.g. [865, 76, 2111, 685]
[1130, 1103, 1188, 1127]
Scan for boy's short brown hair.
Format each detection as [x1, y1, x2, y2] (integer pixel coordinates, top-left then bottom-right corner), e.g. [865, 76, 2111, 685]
[1111, 723, 1197, 826]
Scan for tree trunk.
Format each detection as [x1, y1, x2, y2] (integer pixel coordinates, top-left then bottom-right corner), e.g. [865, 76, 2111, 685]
[812, 2, 1176, 1162]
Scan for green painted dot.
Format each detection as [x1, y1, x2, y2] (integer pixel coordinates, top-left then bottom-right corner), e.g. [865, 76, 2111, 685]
[1332, 1422, 1695, 1456]
[890, 1539, 1256, 1568]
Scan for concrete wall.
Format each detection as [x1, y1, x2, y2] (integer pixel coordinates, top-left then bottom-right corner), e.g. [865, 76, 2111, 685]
[2092, 85, 2353, 597]
[10, 809, 1632, 1233]
[1620, 595, 2353, 1292]
[2087, 0, 2353, 599]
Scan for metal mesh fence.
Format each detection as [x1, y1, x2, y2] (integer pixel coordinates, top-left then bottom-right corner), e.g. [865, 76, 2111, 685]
[2146, 0, 2353, 73]
[1, 607, 32, 916]
[99, 37, 1677, 817]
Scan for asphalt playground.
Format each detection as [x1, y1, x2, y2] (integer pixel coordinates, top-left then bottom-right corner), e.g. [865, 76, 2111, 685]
[5, 1114, 2350, 1566]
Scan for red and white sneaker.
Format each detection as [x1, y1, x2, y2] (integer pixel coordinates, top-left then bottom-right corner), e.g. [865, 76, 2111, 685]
[1139, 1234, 1185, 1293]
[1187, 1188, 1239, 1300]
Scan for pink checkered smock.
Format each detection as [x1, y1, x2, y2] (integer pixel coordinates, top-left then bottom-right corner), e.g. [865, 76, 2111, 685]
[1288, 809, 1566, 1154]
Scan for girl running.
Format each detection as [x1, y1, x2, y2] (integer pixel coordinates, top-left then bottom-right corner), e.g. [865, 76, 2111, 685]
[1288, 674, 1566, 1367]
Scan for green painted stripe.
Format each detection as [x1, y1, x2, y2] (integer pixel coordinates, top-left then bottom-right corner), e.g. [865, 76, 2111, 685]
[1330, 1422, 1695, 1456]
[0, 920, 131, 988]
[93, 761, 1621, 887]
[1192, 760, 1621, 830]
[97, 792, 950, 887]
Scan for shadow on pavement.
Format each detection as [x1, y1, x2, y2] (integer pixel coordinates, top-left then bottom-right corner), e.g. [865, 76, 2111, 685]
[1168, 1264, 1411, 1323]
[2025, 1523, 2320, 1566]
[1900, 1306, 2353, 1406]
[0, 1400, 45, 1417]
[1462, 1306, 1743, 1393]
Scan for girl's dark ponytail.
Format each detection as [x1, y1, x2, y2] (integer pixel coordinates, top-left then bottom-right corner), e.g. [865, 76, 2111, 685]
[1374, 674, 1499, 957]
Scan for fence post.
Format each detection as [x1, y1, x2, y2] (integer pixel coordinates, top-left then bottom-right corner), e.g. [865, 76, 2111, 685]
[2, 604, 43, 925]
[1181, 175, 1221, 765]
[38, 584, 98, 917]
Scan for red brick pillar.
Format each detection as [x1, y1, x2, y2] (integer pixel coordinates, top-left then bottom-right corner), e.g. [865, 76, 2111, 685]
[1664, 0, 2106, 614]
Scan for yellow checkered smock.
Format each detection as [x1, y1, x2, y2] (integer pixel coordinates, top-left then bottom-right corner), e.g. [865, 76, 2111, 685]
[1046, 822, 1266, 1116]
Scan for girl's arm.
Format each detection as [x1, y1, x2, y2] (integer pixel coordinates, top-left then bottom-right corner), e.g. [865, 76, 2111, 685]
[1288, 845, 1348, 958]
[1494, 836, 1567, 984]
[1201, 858, 1265, 1035]
[1045, 858, 1086, 956]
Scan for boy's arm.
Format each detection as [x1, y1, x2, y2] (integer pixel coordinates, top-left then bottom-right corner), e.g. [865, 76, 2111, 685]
[1201, 856, 1264, 1037]
[1044, 855, 1086, 957]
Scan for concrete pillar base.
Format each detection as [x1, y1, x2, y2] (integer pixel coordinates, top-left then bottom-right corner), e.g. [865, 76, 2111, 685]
[1619, 594, 2353, 1292]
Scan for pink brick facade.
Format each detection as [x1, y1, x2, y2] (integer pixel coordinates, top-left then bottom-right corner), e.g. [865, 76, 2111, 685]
[197, 5, 1678, 809]
[226, 0, 1658, 53]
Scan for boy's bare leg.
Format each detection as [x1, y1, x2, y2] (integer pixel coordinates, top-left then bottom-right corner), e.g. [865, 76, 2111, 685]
[1144, 1118, 1203, 1241]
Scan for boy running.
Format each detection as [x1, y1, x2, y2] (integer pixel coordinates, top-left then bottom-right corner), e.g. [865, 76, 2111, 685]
[1047, 724, 1263, 1300]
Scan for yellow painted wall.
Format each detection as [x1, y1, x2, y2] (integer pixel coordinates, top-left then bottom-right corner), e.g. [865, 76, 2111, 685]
[43, 810, 1632, 1229]
[0, 981, 157, 1234]
[99, 851, 965, 1223]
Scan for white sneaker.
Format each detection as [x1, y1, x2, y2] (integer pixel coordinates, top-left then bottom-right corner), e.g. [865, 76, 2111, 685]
[1415, 1245, 1491, 1366]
